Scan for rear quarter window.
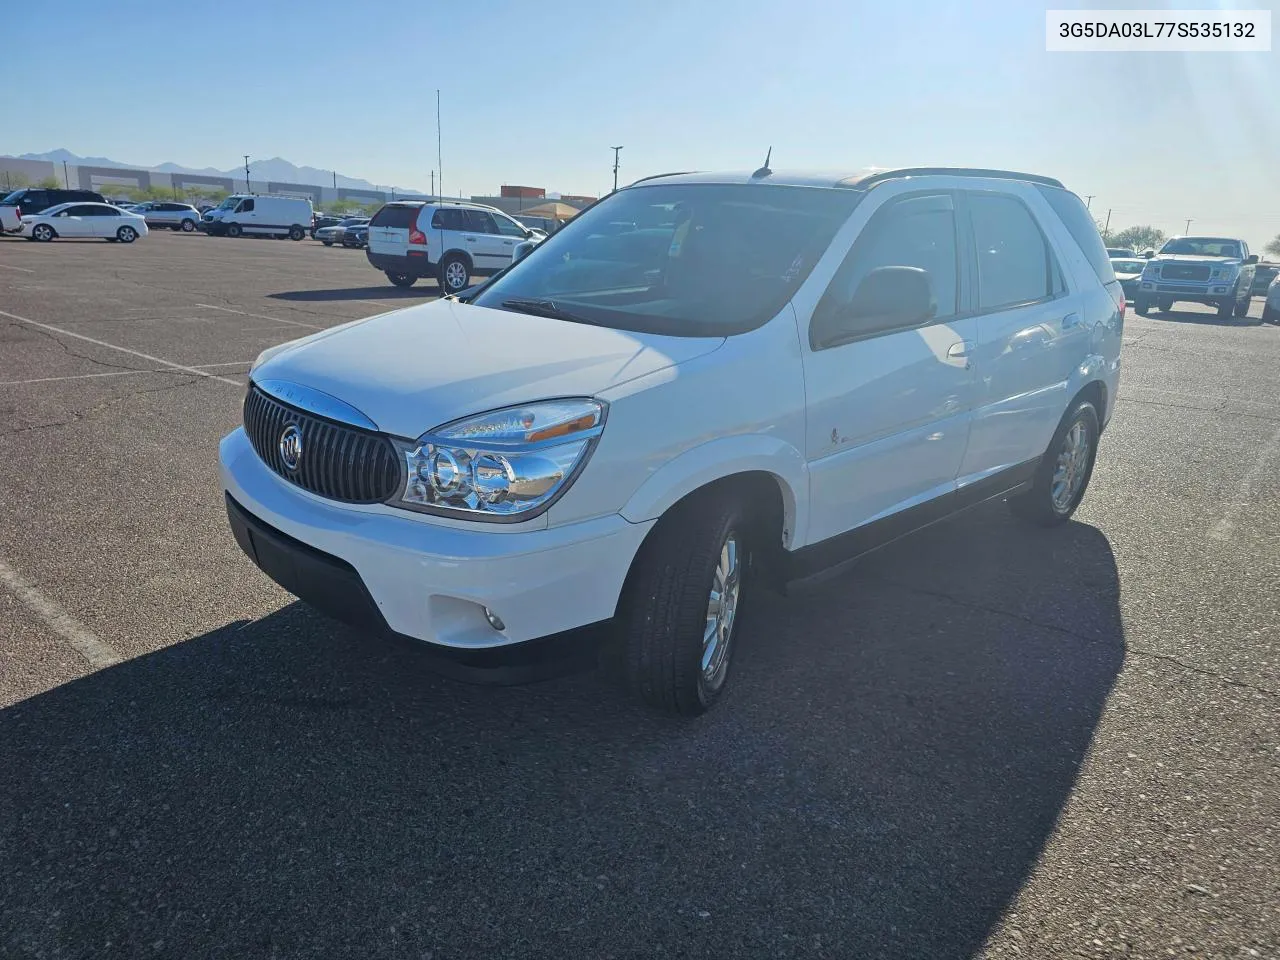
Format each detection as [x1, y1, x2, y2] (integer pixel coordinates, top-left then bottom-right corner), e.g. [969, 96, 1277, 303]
[370, 205, 419, 228]
[1035, 185, 1116, 285]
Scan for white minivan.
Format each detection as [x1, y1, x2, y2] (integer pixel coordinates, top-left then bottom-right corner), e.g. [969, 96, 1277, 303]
[202, 194, 313, 240]
[220, 167, 1124, 715]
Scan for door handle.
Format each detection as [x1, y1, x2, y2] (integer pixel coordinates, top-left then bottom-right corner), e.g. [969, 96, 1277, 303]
[502, 240, 513, 245]
[1061, 312, 1081, 329]
[464, 237, 476, 242]
[946, 340, 973, 358]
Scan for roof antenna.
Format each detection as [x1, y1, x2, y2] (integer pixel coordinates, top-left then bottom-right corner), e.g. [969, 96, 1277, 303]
[751, 147, 773, 179]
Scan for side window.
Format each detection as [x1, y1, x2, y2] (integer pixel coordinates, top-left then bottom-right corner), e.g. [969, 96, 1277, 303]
[969, 193, 1059, 310]
[813, 192, 959, 343]
[463, 210, 497, 233]
[83, 206, 114, 217]
[1034, 185, 1115, 285]
[28, 191, 49, 210]
[493, 215, 527, 238]
[238, 198, 255, 213]
[431, 208, 463, 231]
[66, 205, 98, 216]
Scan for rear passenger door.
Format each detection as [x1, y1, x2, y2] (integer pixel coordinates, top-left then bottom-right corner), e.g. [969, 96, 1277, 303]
[955, 187, 1088, 484]
[461, 210, 507, 271]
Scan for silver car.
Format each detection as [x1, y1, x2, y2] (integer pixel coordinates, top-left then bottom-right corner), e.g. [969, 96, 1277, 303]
[1264, 274, 1280, 325]
[130, 201, 203, 232]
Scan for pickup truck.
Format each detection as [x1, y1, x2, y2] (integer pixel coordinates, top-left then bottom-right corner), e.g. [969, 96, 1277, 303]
[1134, 236, 1258, 318]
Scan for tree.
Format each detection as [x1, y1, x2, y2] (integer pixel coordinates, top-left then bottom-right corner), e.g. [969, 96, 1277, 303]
[1265, 235, 1280, 258]
[1110, 225, 1165, 252]
[37, 176, 62, 189]
[2, 171, 30, 192]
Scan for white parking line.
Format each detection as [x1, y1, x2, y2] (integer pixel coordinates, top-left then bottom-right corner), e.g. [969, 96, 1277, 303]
[0, 309, 245, 387]
[0, 360, 254, 386]
[195, 303, 320, 329]
[1208, 420, 1280, 543]
[0, 262, 36, 273]
[0, 557, 122, 669]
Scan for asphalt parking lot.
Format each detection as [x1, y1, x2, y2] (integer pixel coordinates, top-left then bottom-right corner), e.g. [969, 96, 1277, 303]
[1, 231, 1277, 959]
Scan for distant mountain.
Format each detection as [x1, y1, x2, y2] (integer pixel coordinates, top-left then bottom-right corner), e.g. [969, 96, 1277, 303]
[7, 149, 422, 194]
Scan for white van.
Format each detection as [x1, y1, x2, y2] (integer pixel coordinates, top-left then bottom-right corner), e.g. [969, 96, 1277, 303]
[201, 195, 313, 240]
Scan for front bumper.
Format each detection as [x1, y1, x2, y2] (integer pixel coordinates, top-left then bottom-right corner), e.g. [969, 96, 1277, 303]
[219, 427, 652, 666]
[1138, 279, 1236, 302]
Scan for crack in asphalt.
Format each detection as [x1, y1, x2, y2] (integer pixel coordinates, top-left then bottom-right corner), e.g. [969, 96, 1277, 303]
[1117, 395, 1280, 424]
[0, 375, 205, 439]
[4, 320, 149, 375]
[871, 577, 1278, 701]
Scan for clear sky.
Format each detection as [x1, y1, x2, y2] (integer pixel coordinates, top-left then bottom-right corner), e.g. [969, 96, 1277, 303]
[5, 0, 1279, 247]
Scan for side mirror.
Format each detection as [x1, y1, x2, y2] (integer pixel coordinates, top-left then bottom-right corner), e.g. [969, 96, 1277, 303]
[1142, 250, 1155, 259]
[513, 240, 536, 263]
[1245, 254, 1259, 264]
[813, 266, 934, 349]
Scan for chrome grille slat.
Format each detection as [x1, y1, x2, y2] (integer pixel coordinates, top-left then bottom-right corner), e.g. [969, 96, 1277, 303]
[241, 384, 400, 504]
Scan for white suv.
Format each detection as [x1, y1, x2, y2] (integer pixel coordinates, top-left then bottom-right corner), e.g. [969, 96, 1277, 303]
[366, 200, 543, 293]
[220, 167, 1124, 715]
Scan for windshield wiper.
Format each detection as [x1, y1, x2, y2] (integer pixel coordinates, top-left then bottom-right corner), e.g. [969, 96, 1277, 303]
[500, 298, 602, 326]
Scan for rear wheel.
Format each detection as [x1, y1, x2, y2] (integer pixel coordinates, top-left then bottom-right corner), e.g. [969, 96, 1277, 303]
[289, 225, 305, 241]
[226, 223, 242, 239]
[31, 223, 55, 242]
[116, 226, 137, 243]
[1009, 399, 1100, 526]
[321, 240, 332, 246]
[620, 491, 755, 716]
[180, 219, 196, 232]
[387, 272, 417, 288]
[439, 253, 471, 294]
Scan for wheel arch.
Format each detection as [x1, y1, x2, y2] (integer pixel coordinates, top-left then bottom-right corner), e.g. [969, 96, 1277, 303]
[441, 247, 474, 273]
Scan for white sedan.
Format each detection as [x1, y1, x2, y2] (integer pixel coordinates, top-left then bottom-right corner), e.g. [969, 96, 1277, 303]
[19, 202, 149, 243]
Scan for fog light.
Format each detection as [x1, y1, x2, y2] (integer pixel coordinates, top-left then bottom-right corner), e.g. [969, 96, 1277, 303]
[483, 607, 505, 631]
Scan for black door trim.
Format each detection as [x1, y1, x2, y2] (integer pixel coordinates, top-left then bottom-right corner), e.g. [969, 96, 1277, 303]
[784, 457, 1039, 583]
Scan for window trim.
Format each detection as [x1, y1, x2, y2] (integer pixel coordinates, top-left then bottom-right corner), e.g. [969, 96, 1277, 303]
[810, 189, 969, 351]
[960, 189, 1069, 316]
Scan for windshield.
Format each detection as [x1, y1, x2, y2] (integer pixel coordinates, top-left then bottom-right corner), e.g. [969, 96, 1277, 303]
[1110, 259, 1145, 274]
[1159, 237, 1242, 258]
[471, 183, 861, 337]
[216, 196, 240, 210]
[0, 190, 24, 205]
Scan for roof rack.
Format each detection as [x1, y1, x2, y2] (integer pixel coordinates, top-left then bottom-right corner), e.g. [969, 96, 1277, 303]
[629, 171, 699, 185]
[842, 167, 1065, 190]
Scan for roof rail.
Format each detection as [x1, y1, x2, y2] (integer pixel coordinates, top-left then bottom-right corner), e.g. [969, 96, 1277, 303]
[629, 171, 699, 186]
[842, 167, 1065, 190]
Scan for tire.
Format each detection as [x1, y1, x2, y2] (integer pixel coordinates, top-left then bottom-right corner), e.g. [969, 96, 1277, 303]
[1009, 399, 1100, 527]
[322, 240, 332, 247]
[387, 272, 417, 288]
[1134, 296, 1151, 316]
[619, 491, 755, 716]
[1157, 298, 1174, 312]
[439, 253, 471, 294]
[225, 223, 242, 239]
[1263, 304, 1279, 325]
[1217, 297, 1233, 318]
[1234, 294, 1251, 318]
[289, 225, 305, 241]
[180, 219, 196, 232]
[116, 226, 137, 243]
[31, 223, 55, 242]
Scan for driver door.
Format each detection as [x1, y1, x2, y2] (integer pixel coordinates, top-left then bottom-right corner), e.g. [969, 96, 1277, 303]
[55, 205, 93, 237]
[799, 191, 979, 546]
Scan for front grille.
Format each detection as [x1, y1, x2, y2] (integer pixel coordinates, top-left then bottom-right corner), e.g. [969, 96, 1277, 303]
[1160, 263, 1210, 282]
[243, 385, 402, 504]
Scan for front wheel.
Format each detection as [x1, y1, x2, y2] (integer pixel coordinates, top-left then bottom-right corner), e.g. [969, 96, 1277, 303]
[439, 254, 470, 294]
[288, 225, 305, 241]
[1157, 297, 1174, 312]
[620, 492, 754, 716]
[225, 223, 242, 239]
[180, 219, 196, 232]
[116, 226, 138, 243]
[1134, 296, 1151, 316]
[321, 240, 332, 246]
[387, 272, 417, 288]
[1263, 304, 1279, 325]
[1217, 297, 1234, 318]
[1009, 399, 1100, 526]
[31, 223, 55, 242]
[1234, 294, 1252, 318]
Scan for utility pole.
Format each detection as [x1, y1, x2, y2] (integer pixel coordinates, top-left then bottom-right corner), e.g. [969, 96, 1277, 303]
[243, 155, 251, 193]
[1184, 218, 1193, 234]
[1084, 195, 1094, 210]
[62, 160, 69, 188]
[611, 146, 624, 193]
[332, 171, 336, 189]
[1102, 208, 1112, 241]
[436, 90, 443, 209]
[430, 170, 435, 199]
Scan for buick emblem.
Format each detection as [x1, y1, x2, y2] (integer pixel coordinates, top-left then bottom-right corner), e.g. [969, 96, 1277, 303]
[279, 424, 303, 471]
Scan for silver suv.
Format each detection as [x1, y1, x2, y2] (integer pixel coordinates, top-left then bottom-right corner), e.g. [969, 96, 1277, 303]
[1134, 236, 1258, 318]
[129, 201, 203, 232]
[365, 200, 543, 292]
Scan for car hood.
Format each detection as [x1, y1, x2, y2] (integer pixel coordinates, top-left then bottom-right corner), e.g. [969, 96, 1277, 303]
[1152, 254, 1242, 264]
[253, 298, 725, 439]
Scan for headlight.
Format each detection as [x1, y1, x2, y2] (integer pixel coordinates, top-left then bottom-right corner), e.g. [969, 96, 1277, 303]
[1142, 262, 1159, 277]
[1211, 265, 1238, 280]
[391, 399, 606, 521]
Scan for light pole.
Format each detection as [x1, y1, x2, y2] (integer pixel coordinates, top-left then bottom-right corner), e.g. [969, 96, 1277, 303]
[1084, 194, 1094, 210]
[243, 155, 251, 193]
[62, 160, 69, 188]
[1184, 218, 1193, 234]
[611, 146, 624, 193]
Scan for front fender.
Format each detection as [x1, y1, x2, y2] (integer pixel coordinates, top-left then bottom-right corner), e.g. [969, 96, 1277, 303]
[618, 434, 808, 550]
